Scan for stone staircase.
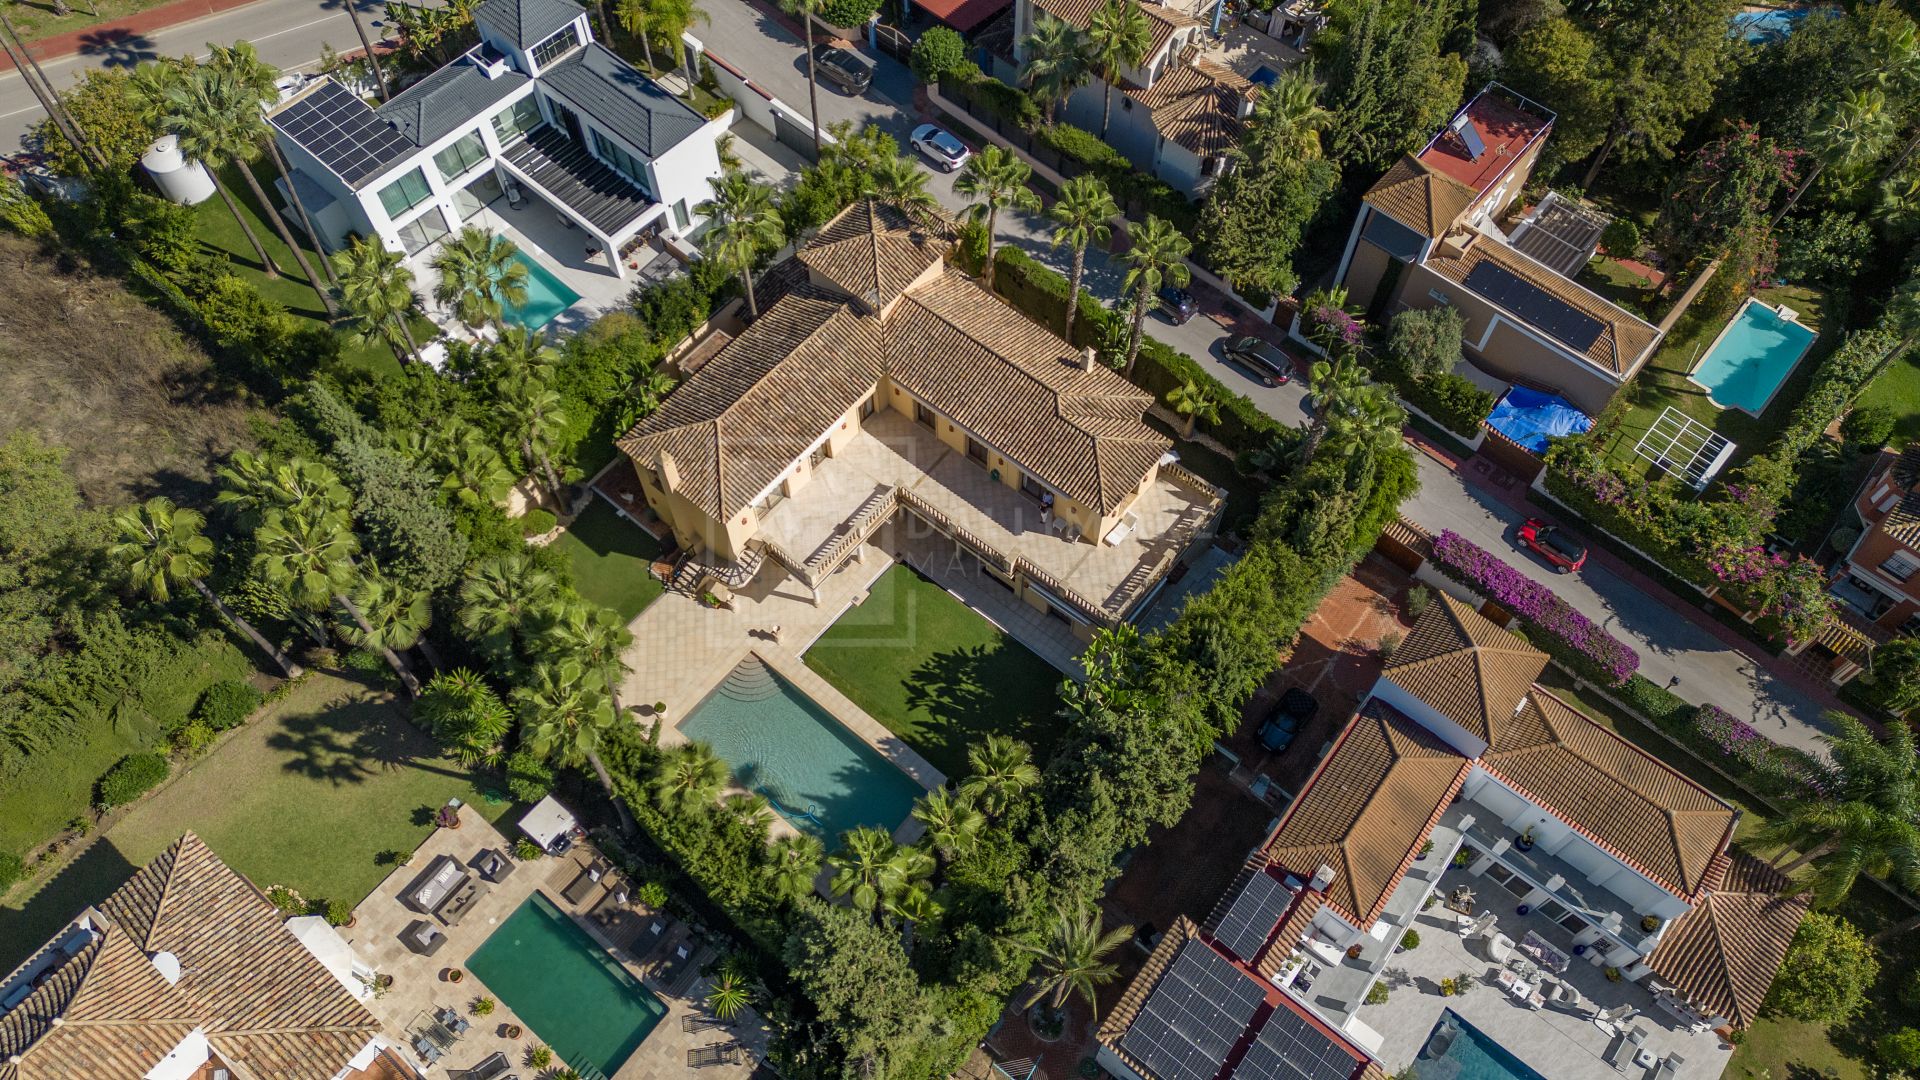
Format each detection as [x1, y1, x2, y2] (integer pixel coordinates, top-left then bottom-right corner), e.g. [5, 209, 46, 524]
[716, 655, 782, 702]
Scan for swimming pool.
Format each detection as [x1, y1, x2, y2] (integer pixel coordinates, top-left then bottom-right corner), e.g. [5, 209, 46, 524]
[1687, 298, 1817, 416]
[465, 892, 666, 1078]
[1730, 7, 1835, 43]
[501, 250, 580, 330]
[1413, 1010, 1549, 1080]
[680, 656, 924, 844]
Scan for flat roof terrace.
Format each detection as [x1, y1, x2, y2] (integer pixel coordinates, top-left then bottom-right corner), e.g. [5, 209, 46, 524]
[1418, 87, 1552, 197]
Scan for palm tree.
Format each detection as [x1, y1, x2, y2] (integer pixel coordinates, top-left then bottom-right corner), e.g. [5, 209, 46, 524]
[498, 368, 569, 505]
[780, 0, 826, 159]
[544, 600, 634, 715]
[1086, 0, 1149, 140]
[432, 226, 528, 333]
[699, 172, 784, 319]
[1048, 175, 1117, 344]
[887, 881, 943, 931]
[1300, 352, 1369, 462]
[342, 0, 391, 100]
[215, 451, 351, 529]
[615, 0, 659, 72]
[1775, 88, 1897, 226]
[1119, 214, 1190, 377]
[1847, 279, 1920, 404]
[960, 734, 1040, 815]
[488, 323, 562, 380]
[337, 564, 435, 670]
[1020, 16, 1090, 125]
[1014, 903, 1134, 1014]
[955, 145, 1041, 289]
[416, 668, 511, 765]
[107, 496, 303, 677]
[252, 505, 422, 696]
[706, 971, 752, 1020]
[646, 0, 707, 72]
[649, 741, 729, 814]
[912, 787, 985, 866]
[517, 659, 634, 831]
[1759, 714, 1918, 907]
[333, 236, 426, 365]
[159, 63, 282, 279]
[617, 369, 679, 431]
[766, 833, 824, 901]
[828, 826, 903, 914]
[432, 421, 515, 508]
[1326, 383, 1404, 457]
[1244, 67, 1332, 161]
[458, 551, 560, 659]
[1167, 378, 1220, 439]
[865, 156, 938, 223]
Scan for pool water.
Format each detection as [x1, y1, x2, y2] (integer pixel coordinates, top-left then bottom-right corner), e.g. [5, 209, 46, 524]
[1413, 1010, 1549, 1080]
[1688, 298, 1817, 416]
[465, 892, 666, 1078]
[680, 656, 923, 844]
[501, 250, 581, 330]
[1730, 7, 1834, 43]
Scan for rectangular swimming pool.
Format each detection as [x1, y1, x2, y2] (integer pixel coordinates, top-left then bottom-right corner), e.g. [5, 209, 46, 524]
[680, 656, 924, 844]
[501, 250, 581, 331]
[465, 892, 666, 1078]
[1688, 298, 1817, 416]
[1412, 1010, 1548, 1080]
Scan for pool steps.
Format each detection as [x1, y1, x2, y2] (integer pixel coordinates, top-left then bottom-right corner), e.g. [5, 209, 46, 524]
[717, 656, 782, 702]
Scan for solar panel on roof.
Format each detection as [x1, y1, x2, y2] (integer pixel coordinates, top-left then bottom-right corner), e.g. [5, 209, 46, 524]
[1463, 261, 1605, 353]
[1214, 872, 1293, 963]
[1452, 112, 1487, 160]
[1232, 1005, 1360, 1080]
[273, 81, 415, 187]
[1121, 941, 1266, 1080]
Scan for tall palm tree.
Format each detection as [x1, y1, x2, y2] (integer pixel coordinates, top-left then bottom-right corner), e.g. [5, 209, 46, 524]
[517, 659, 634, 831]
[543, 600, 634, 715]
[865, 156, 938, 223]
[698, 171, 784, 319]
[342, 0, 391, 100]
[646, 0, 707, 72]
[649, 741, 729, 814]
[1760, 714, 1918, 907]
[1014, 903, 1134, 1014]
[960, 734, 1040, 815]
[107, 496, 303, 677]
[887, 881, 943, 933]
[1299, 352, 1368, 462]
[432, 226, 528, 333]
[214, 451, 350, 530]
[1020, 16, 1091, 125]
[252, 504, 421, 696]
[416, 668, 511, 765]
[766, 833, 824, 902]
[1167, 378, 1220, 439]
[488, 323, 562, 381]
[1244, 67, 1332, 161]
[828, 826, 904, 915]
[159, 64, 281, 278]
[337, 564, 435, 670]
[1048, 175, 1117, 343]
[780, 0, 826, 159]
[458, 551, 560, 659]
[432, 420, 514, 508]
[498, 367, 569, 505]
[955, 145, 1041, 289]
[1775, 88, 1897, 225]
[912, 787, 985, 867]
[615, 0, 659, 72]
[1086, 0, 1149, 140]
[333, 236, 426, 364]
[1118, 214, 1190, 377]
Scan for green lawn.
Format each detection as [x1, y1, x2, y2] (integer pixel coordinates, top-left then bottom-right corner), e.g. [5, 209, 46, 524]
[550, 498, 665, 621]
[1576, 256, 1658, 321]
[0, 672, 512, 974]
[803, 564, 1066, 778]
[1851, 346, 1920, 445]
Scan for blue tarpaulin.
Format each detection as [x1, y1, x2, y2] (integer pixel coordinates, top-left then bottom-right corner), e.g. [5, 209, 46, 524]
[1485, 386, 1591, 453]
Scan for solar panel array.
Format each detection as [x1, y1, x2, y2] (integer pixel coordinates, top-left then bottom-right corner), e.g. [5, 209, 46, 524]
[1121, 941, 1265, 1080]
[1214, 872, 1293, 963]
[1233, 1002, 1361, 1080]
[1464, 262, 1606, 353]
[273, 81, 415, 187]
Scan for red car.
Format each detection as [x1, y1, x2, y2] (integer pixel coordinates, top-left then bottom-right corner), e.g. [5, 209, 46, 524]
[1519, 518, 1588, 572]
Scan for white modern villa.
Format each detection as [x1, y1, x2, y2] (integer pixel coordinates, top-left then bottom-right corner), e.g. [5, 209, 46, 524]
[267, 0, 727, 280]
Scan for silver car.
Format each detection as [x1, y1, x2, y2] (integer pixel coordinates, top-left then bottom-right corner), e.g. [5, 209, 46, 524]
[910, 123, 971, 172]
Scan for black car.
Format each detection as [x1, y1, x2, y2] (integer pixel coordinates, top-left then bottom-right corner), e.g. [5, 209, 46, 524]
[1158, 286, 1197, 325]
[1257, 687, 1318, 752]
[812, 43, 874, 94]
[1222, 335, 1294, 386]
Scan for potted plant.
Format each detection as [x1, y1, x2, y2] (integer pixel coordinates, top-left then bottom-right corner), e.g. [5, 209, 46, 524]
[1438, 977, 1456, 997]
[504, 1023, 523, 1040]
[1346, 944, 1364, 960]
[471, 996, 496, 1017]
[435, 804, 462, 830]
[444, 968, 465, 984]
[1452, 848, 1474, 869]
[653, 701, 667, 716]
[1397, 930, 1421, 953]
[1365, 982, 1390, 1006]
[529, 1046, 553, 1069]
[1416, 839, 1434, 861]
[1640, 915, 1661, 933]
[1516, 904, 1531, 916]
[1515, 826, 1536, 852]
[1422, 893, 1438, 912]
[1604, 967, 1622, 983]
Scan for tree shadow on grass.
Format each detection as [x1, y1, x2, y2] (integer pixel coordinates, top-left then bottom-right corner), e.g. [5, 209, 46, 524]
[903, 642, 1061, 775]
[264, 692, 470, 786]
[0, 840, 138, 975]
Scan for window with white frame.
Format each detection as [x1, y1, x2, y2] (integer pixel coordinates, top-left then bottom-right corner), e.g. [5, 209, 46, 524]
[376, 167, 433, 219]
[432, 130, 488, 182]
[490, 97, 542, 142]
[590, 129, 653, 197]
[1883, 549, 1920, 582]
[530, 23, 582, 67]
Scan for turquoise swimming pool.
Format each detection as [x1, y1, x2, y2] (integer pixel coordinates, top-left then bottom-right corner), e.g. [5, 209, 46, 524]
[680, 657, 923, 844]
[1413, 1010, 1548, 1080]
[465, 892, 666, 1078]
[501, 250, 580, 330]
[1688, 298, 1817, 416]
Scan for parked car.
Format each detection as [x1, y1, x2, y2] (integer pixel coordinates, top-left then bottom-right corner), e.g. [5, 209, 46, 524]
[812, 43, 874, 94]
[1257, 687, 1318, 752]
[1158, 286, 1197, 325]
[1519, 518, 1588, 572]
[1222, 336, 1294, 386]
[910, 124, 971, 172]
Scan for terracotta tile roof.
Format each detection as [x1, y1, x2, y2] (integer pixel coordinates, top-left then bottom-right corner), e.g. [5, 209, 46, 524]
[1892, 441, 1920, 487]
[0, 834, 382, 1080]
[1362, 155, 1477, 239]
[1422, 233, 1660, 377]
[1485, 688, 1737, 900]
[1030, 0, 1201, 70]
[1261, 699, 1471, 927]
[796, 200, 946, 311]
[1878, 489, 1920, 547]
[1647, 851, 1810, 1030]
[1120, 58, 1253, 159]
[1382, 592, 1547, 745]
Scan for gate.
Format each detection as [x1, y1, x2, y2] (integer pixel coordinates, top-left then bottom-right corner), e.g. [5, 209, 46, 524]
[773, 108, 820, 162]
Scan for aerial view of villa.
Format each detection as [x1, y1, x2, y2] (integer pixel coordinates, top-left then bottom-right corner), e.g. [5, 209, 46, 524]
[5, 0, 1920, 1076]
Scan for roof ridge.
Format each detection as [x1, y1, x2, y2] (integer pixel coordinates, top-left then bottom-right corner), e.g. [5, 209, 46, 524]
[1526, 684, 1735, 812]
[143, 834, 190, 953]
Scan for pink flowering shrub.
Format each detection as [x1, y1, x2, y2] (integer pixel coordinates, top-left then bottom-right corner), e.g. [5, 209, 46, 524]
[1693, 704, 1831, 797]
[1430, 530, 1640, 684]
[1693, 705, 1770, 770]
[1308, 305, 1363, 351]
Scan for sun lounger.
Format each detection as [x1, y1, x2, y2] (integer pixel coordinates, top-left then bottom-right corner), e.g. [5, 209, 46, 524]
[562, 867, 602, 905]
[683, 1013, 729, 1033]
[1653, 1052, 1685, 1080]
[689, 1043, 741, 1068]
[455, 1052, 513, 1080]
[1604, 1034, 1636, 1071]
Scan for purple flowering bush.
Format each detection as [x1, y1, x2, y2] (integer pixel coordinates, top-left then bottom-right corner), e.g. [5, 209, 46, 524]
[1431, 530, 1640, 684]
[1693, 704, 1830, 797]
[1693, 704, 1770, 770]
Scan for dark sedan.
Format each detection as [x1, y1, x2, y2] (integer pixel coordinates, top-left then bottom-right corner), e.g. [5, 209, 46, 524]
[1158, 286, 1197, 325]
[1222, 336, 1294, 386]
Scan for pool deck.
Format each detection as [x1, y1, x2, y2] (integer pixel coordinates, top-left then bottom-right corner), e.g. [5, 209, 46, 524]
[348, 804, 770, 1080]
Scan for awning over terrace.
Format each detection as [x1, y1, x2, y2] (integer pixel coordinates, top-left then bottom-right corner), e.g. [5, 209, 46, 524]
[500, 126, 655, 239]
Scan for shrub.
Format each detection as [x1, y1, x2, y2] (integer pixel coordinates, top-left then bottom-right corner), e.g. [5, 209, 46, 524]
[1402, 372, 1495, 438]
[1382, 306, 1464, 383]
[0, 852, 24, 891]
[520, 508, 558, 536]
[471, 996, 496, 1016]
[170, 720, 217, 757]
[505, 748, 556, 802]
[530, 1046, 554, 1069]
[1406, 584, 1432, 621]
[1430, 530, 1640, 683]
[324, 898, 354, 926]
[194, 679, 263, 732]
[1878, 1029, 1920, 1073]
[513, 836, 545, 860]
[96, 753, 169, 810]
[637, 880, 670, 908]
[817, 0, 878, 25]
[1600, 218, 1642, 259]
[264, 884, 306, 914]
[1400, 930, 1421, 950]
[1841, 405, 1896, 449]
[1365, 982, 1390, 1005]
[1766, 912, 1879, 1025]
[911, 27, 968, 82]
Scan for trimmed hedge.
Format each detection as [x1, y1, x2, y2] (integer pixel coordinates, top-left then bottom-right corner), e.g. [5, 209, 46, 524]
[1401, 372, 1495, 439]
[96, 753, 170, 810]
[193, 679, 263, 732]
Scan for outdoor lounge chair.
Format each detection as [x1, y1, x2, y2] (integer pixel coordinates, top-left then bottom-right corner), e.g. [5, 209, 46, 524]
[455, 1052, 513, 1080]
[689, 1043, 741, 1068]
[562, 867, 601, 905]
[1653, 1052, 1685, 1080]
[683, 1013, 729, 1033]
[1604, 1034, 1636, 1072]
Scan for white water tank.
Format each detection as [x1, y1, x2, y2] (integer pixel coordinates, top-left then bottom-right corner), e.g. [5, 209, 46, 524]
[141, 135, 216, 206]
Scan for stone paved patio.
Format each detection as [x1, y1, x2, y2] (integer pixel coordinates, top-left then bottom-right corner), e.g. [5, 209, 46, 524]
[347, 804, 770, 1080]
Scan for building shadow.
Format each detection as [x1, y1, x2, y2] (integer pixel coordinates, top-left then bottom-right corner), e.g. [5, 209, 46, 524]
[0, 840, 140, 975]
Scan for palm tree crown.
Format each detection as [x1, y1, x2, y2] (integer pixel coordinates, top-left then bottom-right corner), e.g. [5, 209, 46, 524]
[334, 236, 424, 364]
[1760, 714, 1919, 906]
[1049, 175, 1117, 343]
[955, 145, 1041, 288]
[1119, 215, 1191, 376]
[108, 497, 212, 603]
[432, 226, 529, 332]
[1015, 903, 1135, 1013]
[1086, 0, 1150, 138]
[649, 741, 730, 814]
[961, 734, 1041, 815]
[1021, 16, 1091, 125]
[699, 171, 785, 318]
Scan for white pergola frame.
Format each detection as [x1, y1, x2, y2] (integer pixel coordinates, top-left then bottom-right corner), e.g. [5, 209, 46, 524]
[1631, 406, 1736, 491]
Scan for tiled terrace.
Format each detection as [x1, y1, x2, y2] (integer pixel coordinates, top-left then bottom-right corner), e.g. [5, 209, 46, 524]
[1207, 22, 1308, 84]
[347, 804, 771, 1080]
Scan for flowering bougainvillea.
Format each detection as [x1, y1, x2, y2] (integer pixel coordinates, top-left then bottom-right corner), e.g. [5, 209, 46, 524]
[1430, 530, 1640, 684]
[1707, 542, 1784, 586]
[1308, 305, 1363, 350]
[1693, 704, 1770, 770]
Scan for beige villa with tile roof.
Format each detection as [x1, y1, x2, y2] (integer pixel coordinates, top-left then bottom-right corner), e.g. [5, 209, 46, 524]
[618, 201, 1223, 631]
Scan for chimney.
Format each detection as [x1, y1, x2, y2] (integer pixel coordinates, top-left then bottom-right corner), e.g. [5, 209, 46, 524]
[1310, 864, 1337, 893]
[1079, 346, 1097, 372]
[657, 451, 680, 493]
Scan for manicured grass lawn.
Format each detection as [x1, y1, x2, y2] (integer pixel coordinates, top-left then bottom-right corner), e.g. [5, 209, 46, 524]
[550, 498, 665, 621]
[1851, 347, 1920, 445]
[0, 672, 512, 974]
[1576, 256, 1657, 321]
[804, 564, 1065, 777]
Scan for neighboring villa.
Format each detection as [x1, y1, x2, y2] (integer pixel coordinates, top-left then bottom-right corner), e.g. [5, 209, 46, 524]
[617, 200, 1223, 635]
[1833, 441, 1920, 632]
[1005, 0, 1311, 195]
[1098, 594, 1810, 1078]
[267, 0, 726, 278]
[1323, 85, 1660, 416]
[0, 833, 414, 1080]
